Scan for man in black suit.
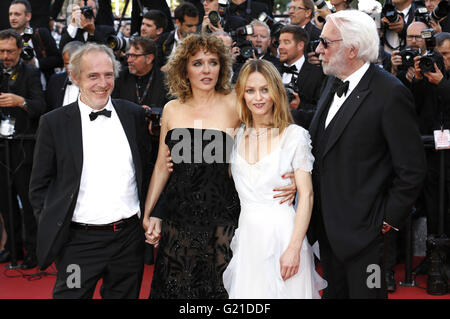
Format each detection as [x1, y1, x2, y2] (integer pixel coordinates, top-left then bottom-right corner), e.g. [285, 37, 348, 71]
[288, 0, 321, 45]
[130, 0, 174, 36]
[112, 36, 169, 163]
[278, 25, 325, 129]
[29, 43, 156, 299]
[45, 41, 83, 111]
[308, 10, 427, 298]
[159, 2, 200, 68]
[0, 29, 46, 269]
[9, 0, 63, 84]
[59, 0, 115, 51]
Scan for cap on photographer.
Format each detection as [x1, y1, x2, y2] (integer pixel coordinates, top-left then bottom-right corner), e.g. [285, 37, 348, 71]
[59, 0, 115, 51]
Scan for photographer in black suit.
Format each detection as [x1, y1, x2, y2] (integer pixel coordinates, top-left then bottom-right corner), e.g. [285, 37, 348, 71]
[112, 36, 169, 159]
[9, 0, 62, 85]
[0, 29, 46, 269]
[59, 0, 115, 51]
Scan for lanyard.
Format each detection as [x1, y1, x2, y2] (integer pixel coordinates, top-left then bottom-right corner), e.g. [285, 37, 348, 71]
[135, 70, 153, 105]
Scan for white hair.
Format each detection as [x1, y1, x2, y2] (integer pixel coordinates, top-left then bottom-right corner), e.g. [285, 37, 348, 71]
[326, 9, 379, 63]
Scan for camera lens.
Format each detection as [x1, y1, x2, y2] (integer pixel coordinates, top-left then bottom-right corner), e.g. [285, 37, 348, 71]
[208, 11, 220, 27]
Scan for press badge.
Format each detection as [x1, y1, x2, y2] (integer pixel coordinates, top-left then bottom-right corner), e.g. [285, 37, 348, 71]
[434, 130, 450, 150]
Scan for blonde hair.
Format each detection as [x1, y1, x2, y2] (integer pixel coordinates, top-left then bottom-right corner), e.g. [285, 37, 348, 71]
[235, 59, 293, 131]
[165, 33, 233, 103]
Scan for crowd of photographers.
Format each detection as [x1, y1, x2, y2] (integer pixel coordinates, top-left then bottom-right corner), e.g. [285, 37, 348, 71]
[0, 0, 449, 295]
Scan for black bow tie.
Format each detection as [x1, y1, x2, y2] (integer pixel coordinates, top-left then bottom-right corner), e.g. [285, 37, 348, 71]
[331, 78, 349, 98]
[283, 64, 298, 75]
[89, 109, 111, 121]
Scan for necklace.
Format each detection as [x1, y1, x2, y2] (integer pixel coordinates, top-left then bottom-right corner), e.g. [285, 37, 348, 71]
[248, 127, 270, 138]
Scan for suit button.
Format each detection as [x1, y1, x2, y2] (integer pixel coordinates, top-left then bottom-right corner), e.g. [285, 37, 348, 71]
[57, 221, 63, 227]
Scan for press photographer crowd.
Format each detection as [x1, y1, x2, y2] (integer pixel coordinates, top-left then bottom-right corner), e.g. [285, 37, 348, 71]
[0, 0, 450, 299]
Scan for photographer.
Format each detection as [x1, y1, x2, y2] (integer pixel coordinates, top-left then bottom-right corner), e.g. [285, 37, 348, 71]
[278, 25, 325, 129]
[288, 0, 321, 43]
[391, 21, 428, 83]
[201, 0, 224, 33]
[381, 0, 417, 54]
[224, 0, 271, 32]
[112, 36, 169, 157]
[418, 0, 450, 33]
[8, 0, 63, 86]
[59, 0, 115, 51]
[0, 29, 46, 269]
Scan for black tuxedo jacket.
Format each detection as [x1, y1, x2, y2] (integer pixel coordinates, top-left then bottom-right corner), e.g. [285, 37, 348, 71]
[29, 99, 155, 270]
[32, 27, 63, 81]
[45, 71, 69, 111]
[290, 61, 326, 129]
[59, 24, 115, 51]
[307, 64, 427, 262]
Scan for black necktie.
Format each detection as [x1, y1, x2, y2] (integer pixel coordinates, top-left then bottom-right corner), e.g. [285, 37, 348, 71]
[331, 78, 349, 98]
[89, 109, 112, 121]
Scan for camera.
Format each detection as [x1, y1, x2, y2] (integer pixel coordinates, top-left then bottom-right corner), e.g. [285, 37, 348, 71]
[144, 106, 162, 136]
[257, 12, 284, 48]
[80, 0, 94, 19]
[399, 46, 422, 68]
[106, 34, 131, 52]
[309, 39, 320, 56]
[231, 25, 256, 62]
[20, 27, 34, 62]
[431, 0, 449, 21]
[382, 1, 400, 23]
[314, 0, 328, 10]
[419, 29, 439, 73]
[282, 66, 299, 104]
[415, 5, 432, 26]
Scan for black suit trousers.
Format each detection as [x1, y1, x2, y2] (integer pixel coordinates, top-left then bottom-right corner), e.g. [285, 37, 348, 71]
[52, 217, 145, 299]
[319, 231, 388, 299]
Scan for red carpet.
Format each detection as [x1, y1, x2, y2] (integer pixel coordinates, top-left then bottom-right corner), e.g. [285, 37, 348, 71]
[0, 257, 449, 299]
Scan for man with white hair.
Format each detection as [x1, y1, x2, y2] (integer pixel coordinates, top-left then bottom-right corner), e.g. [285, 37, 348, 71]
[308, 10, 427, 298]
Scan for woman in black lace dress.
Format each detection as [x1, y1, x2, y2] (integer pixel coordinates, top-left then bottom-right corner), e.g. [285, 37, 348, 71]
[142, 33, 241, 298]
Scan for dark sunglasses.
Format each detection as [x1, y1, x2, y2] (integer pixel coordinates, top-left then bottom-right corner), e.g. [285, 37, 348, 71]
[319, 37, 343, 49]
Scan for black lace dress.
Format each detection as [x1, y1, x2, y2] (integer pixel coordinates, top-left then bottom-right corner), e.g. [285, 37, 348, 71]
[149, 128, 240, 299]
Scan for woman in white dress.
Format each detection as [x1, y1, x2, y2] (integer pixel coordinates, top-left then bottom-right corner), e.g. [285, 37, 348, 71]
[223, 59, 326, 299]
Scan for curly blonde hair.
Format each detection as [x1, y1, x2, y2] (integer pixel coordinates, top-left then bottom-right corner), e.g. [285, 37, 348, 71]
[165, 33, 233, 102]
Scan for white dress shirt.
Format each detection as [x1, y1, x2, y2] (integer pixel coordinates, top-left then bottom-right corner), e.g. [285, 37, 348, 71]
[325, 62, 370, 128]
[72, 97, 140, 224]
[282, 55, 305, 85]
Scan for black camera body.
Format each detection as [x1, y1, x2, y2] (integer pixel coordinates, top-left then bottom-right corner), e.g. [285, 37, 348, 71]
[282, 66, 299, 104]
[415, 6, 432, 26]
[382, 2, 400, 24]
[257, 12, 284, 48]
[231, 24, 256, 63]
[419, 29, 438, 73]
[80, 0, 94, 19]
[144, 106, 162, 136]
[399, 46, 422, 68]
[21, 27, 34, 62]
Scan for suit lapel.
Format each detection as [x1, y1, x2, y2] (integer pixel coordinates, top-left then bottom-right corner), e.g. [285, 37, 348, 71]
[309, 76, 335, 138]
[322, 64, 374, 157]
[64, 102, 83, 175]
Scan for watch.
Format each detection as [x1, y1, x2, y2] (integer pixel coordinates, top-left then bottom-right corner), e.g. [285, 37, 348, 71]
[22, 100, 28, 111]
